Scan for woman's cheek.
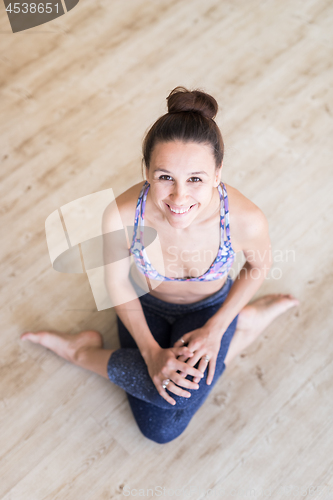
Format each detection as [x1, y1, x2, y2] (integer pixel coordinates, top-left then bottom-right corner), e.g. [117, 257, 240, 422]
[154, 183, 168, 196]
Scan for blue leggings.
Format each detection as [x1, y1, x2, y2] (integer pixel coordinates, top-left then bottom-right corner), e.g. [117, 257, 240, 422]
[107, 275, 239, 444]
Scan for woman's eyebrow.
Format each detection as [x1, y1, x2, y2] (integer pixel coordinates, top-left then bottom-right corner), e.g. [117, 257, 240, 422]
[189, 171, 209, 176]
[154, 168, 209, 176]
[154, 168, 170, 173]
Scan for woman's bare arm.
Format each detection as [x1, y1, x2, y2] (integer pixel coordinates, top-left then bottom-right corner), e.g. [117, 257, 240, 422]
[102, 196, 161, 360]
[205, 199, 273, 335]
[102, 194, 204, 404]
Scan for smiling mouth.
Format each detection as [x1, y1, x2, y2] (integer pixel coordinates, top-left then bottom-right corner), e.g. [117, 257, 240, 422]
[165, 203, 196, 215]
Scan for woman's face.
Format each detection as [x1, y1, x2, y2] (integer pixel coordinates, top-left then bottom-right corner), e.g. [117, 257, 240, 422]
[146, 140, 222, 228]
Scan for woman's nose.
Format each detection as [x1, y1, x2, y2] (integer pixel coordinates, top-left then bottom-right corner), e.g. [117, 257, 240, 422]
[171, 184, 189, 204]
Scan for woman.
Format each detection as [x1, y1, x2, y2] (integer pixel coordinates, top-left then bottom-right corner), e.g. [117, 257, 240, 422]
[21, 87, 299, 444]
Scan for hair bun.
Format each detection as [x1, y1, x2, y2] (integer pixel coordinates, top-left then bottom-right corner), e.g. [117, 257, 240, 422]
[166, 86, 218, 120]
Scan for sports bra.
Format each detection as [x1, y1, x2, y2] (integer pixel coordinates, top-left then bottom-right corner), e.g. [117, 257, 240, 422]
[129, 181, 235, 284]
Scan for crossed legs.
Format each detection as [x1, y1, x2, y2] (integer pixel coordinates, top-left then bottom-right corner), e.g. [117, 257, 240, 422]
[20, 293, 299, 442]
[20, 293, 299, 378]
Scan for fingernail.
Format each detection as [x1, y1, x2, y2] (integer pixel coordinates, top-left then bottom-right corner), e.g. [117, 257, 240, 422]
[195, 384, 199, 389]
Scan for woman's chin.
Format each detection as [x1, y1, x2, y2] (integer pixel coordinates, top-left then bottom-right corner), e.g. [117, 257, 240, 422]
[166, 215, 195, 230]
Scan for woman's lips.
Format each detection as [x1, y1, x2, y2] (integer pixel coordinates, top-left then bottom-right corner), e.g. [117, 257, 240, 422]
[165, 203, 196, 215]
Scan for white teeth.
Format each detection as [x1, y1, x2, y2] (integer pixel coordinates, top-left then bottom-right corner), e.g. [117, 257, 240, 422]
[169, 206, 191, 214]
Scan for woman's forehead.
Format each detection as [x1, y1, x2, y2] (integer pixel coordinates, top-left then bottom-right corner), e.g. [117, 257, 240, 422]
[150, 141, 216, 168]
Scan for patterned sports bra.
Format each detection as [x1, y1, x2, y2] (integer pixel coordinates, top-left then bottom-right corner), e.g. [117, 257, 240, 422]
[130, 181, 235, 283]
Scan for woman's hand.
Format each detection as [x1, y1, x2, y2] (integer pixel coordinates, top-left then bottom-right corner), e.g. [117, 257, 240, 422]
[173, 326, 222, 385]
[145, 345, 204, 406]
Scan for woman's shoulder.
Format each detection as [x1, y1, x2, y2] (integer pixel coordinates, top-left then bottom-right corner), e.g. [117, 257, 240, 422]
[224, 182, 269, 251]
[104, 181, 146, 230]
[224, 182, 261, 214]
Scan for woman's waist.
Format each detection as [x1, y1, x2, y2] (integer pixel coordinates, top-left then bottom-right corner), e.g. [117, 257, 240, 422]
[129, 264, 232, 311]
[147, 277, 229, 304]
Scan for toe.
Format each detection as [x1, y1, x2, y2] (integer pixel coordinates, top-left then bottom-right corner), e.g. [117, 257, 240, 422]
[21, 332, 37, 342]
[287, 294, 300, 303]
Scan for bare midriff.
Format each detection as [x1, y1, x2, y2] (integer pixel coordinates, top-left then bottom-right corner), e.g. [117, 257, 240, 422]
[130, 262, 228, 304]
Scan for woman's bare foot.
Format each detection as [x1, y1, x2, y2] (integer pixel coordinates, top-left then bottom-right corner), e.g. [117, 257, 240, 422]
[224, 294, 300, 367]
[20, 329, 113, 379]
[20, 329, 104, 365]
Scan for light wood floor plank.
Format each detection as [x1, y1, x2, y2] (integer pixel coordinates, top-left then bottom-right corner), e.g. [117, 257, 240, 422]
[1, 0, 332, 497]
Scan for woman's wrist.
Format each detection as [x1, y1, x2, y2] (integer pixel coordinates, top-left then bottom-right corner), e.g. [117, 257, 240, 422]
[140, 340, 161, 364]
[205, 315, 230, 340]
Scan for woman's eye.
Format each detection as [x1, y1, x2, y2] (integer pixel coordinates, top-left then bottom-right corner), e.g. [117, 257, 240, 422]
[158, 175, 202, 182]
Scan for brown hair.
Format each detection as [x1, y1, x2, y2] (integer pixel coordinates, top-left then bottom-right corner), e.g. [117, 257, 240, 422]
[142, 86, 224, 176]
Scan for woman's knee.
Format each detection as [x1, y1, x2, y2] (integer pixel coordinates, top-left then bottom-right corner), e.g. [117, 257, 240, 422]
[138, 425, 184, 444]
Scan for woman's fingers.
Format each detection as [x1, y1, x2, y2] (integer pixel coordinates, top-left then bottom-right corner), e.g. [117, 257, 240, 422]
[176, 354, 190, 378]
[172, 346, 193, 358]
[156, 379, 176, 405]
[173, 334, 189, 347]
[159, 388, 176, 406]
[171, 347, 197, 376]
[166, 381, 192, 398]
[176, 354, 189, 362]
[157, 378, 196, 405]
[206, 358, 217, 385]
[183, 350, 204, 369]
[175, 359, 203, 380]
[172, 373, 200, 390]
[192, 357, 209, 383]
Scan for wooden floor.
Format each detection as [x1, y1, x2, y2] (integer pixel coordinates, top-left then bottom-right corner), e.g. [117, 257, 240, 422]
[1, 0, 333, 498]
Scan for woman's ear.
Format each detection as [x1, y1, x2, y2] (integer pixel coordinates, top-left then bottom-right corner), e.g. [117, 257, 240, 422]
[214, 162, 223, 187]
[141, 158, 146, 181]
